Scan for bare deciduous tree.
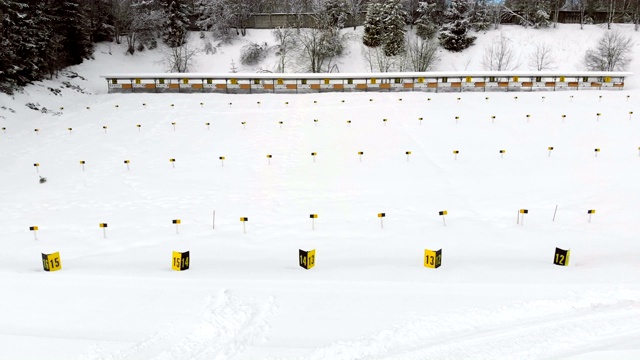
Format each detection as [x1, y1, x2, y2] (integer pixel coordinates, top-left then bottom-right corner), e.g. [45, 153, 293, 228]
[159, 40, 200, 72]
[362, 45, 396, 72]
[482, 33, 519, 71]
[272, 27, 297, 72]
[584, 30, 633, 71]
[295, 27, 346, 73]
[406, 36, 440, 71]
[529, 42, 555, 71]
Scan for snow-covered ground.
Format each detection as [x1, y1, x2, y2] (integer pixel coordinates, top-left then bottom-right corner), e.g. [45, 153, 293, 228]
[1, 24, 640, 360]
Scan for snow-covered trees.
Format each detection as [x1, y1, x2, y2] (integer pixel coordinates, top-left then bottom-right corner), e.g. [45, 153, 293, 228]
[162, 0, 190, 47]
[363, 2, 384, 47]
[415, 1, 439, 39]
[470, 0, 492, 31]
[0, 0, 95, 93]
[362, 0, 407, 56]
[196, 0, 234, 43]
[439, 0, 476, 51]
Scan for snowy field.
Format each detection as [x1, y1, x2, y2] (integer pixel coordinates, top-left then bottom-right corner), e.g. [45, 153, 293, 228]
[1, 25, 640, 360]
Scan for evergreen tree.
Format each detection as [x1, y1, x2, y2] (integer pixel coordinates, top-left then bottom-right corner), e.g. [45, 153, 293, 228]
[363, 2, 384, 48]
[470, 0, 492, 31]
[438, 0, 476, 51]
[416, 1, 439, 40]
[381, 0, 406, 56]
[322, 0, 349, 30]
[51, 0, 94, 66]
[0, 0, 22, 92]
[162, 0, 190, 47]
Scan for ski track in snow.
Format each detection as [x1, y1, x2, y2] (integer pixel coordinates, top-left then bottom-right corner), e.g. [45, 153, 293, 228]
[77, 290, 276, 360]
[275, 290, 640, 360]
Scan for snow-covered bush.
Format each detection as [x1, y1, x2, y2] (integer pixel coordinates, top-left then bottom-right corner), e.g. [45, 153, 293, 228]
[240, 42, 269, 66]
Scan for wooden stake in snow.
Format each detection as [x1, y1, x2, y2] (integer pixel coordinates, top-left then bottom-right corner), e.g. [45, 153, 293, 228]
[30, 226, 38, 240]
[455, 116, 460, 124]
[406, 151, 411, 162]
[169, 158, 176, 168]
[240, 217, 248, 234]
[453, 150, 459, 160]
[439, 210, 448, 226]
[358, 151, 364, 162]
[491, 115, 496, 123]
[219, 156, 225, 167]
[267, 154, 272, 165]
[562, 114, 567, 123]
[99, 223, 107, 238]
[548, 147, 554, 157]
[80, 160, 85, 171]
[310, 214, 318, 230]
[378, 213, 385, 229]
[596, 113, 601, 121]
[311, 152, 317, 163]
[418, 117, 423, 125]
[629, 111, 634, 121]
[587, 209, 596, 223]
[173, 219, 181, 234]
[103, 125, 108, 134]
[205, 122, 210, 130]
[124, 160, 130, 171]
[137, 124, 141, 132]
[526, 114, 531, 123]
[518, 209, 528, 225]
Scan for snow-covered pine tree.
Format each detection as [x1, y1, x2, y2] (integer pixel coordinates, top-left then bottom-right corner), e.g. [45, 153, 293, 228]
[322, 0, 349, 30]
[363, 1, 384, 48]
[438, 0, 476, 52]
[470, 0, 492, 31]
[416, 1, 439, 40]
[0, 0, 22, 93]
[196, 0, 235, 43]
[381, 0, 407, 56]
[162, 0, 190, 47]
[51, 0, 93, 66]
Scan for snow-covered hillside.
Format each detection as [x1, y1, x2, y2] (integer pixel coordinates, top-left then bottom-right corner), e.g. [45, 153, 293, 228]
[1, 25, 640, 360]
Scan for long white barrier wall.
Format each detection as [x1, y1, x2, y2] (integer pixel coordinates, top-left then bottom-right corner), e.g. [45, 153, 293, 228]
[101, 71, 631, 94]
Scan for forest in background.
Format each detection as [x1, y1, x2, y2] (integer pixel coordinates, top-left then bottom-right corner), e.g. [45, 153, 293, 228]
[2, 0, 639, 94]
